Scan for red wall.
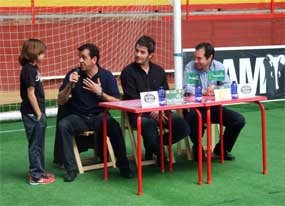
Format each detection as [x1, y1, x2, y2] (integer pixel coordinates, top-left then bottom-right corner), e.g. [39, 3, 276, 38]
[0, 16, 285, 91]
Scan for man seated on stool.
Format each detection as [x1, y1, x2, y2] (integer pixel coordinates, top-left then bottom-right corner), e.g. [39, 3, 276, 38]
[120, 35, 190, 165]
[58, 43, 133, 182]
[183, 42, 246, 161]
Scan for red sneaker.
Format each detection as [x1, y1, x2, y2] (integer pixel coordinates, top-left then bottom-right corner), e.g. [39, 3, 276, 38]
[29, 175, 55, 185]
[43, 172, 55, 178]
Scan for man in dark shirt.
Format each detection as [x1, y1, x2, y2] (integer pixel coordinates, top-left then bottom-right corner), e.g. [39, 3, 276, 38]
[57, 43, 132, 182]
[120, 35, 190, 163]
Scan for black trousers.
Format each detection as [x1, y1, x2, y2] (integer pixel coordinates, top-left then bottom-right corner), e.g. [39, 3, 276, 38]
[22, 113, 47, 180]
[183, 106, 246, 152]
[129, 112, 190, 156]
[58, 112, 130, 171]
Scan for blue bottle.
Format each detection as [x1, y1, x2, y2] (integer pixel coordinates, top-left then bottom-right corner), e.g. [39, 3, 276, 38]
[195, 85, 202, 102]
[231, 81, 238, 99]
[158, 86, 166, 106]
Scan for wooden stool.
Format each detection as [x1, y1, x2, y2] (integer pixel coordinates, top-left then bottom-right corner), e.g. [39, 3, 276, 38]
[121, 112, 176, 166]
[73, 131, 116, 174]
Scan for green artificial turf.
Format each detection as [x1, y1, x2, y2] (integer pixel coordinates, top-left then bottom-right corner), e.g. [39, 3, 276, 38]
[0, 101, 284, 206]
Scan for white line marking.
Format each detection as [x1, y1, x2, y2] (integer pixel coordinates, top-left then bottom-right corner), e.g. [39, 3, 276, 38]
[0, 116, 121, 134]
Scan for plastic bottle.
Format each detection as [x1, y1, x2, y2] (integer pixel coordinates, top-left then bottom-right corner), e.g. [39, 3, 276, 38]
[195, 85, 202, 102]
[158, 86, 166, 106]
[231, 81, 238, 99]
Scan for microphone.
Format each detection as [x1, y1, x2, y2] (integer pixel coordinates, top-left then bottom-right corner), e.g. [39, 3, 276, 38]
[71, 68, 80, 89]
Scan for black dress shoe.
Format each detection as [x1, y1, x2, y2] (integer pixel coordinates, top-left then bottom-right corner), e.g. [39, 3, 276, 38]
[213, 148, 236, 161]
[192, 145, 206, 161]
[64, 170, 78, 182]
[120, 168, 134, 179]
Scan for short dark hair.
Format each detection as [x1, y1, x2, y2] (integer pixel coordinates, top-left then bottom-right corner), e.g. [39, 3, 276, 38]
[195, 42, 215, 60]
[135, 35, 156, 54]
[19, 39, 47, 66]
[78, 43, 100, 64]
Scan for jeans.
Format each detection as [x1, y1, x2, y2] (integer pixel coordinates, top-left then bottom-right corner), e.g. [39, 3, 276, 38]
[22, 113, 47, 180]
[183, 106, 246, 152]
[58, 112, 130, 171]
[129, 112, 190, 156]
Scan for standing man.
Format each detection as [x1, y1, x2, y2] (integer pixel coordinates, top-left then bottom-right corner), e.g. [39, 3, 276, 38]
[183, 42, 246, 160]
[58, 43, 132, 182]
[120, 35, 190, 163]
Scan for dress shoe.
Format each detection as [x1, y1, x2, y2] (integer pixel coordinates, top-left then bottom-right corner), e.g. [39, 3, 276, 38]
[64, 170, 78, 182]
[120, 168, 134, 179]
[213, 148, 236, 161]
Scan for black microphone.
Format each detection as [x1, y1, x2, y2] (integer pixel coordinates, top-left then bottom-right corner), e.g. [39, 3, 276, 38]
[71, 68, 80, 89]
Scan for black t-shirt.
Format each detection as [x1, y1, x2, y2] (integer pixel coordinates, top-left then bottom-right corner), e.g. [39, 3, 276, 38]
[59, 67, 120, 116]
[20, 64, 45, 114]
[120, 61, 169, 100]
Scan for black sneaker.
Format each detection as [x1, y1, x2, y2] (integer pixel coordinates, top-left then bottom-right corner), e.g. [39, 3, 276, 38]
[119, 168, 134, 179]
[64, 170, 78, 182]
[213, 147, 236, 161]
[192, 145, 206, 161]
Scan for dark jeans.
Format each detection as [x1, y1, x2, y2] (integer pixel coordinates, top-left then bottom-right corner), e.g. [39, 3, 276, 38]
[183, 106, 246, 152]
[53, 105, 71, 165]
[58, 112, 130, 171]
[22, 113, 47, 180]
[129, 112, 190, 156]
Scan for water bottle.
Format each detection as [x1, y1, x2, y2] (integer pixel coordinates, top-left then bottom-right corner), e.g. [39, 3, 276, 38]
[158, 86, 166, 106]
[231, 81, 238, 99]
[195, 85, 202, 102]
[184, 84, 192, 97]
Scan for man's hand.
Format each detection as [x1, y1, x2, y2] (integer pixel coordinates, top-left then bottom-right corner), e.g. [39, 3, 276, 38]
[69, 71, 80, 84]
[150, 111, 168, 124]
[203, 84, 215, 96]
[83, 78, 102, 96]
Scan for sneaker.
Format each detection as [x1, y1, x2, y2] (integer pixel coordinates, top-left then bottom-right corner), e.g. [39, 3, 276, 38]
[43, 172, 55, 178]
[29, 175, 55, 185]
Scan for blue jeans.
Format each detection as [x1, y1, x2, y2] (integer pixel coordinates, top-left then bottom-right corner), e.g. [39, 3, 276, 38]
[22, 113, 47, 180]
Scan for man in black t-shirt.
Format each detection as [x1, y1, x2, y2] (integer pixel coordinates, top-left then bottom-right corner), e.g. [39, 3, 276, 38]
[121, 36, 190, 163]
[57, 44, 132, 182]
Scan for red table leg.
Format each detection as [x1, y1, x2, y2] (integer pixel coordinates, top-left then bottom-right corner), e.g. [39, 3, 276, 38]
[193, 108, 203, 185]
[168, 112, 173, 172]
[206, 107, 212, 184]
[103, 109, 108, 181]
[137, 113, 143, 195]
[219, 106, 224, 164]
[159, 111, 165, 173]
[256, 101, 267, 175]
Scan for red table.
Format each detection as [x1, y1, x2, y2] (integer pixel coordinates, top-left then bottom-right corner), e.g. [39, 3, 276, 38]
[201, 95, 268, 184]
[99, 99, 204, 195]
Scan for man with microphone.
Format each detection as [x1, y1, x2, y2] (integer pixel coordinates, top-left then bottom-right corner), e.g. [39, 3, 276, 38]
[57, 43, 132, 182]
